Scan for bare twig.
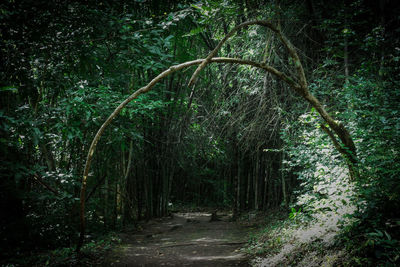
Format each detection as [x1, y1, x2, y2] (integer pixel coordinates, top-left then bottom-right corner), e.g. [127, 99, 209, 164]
[33, 174, 59, 196]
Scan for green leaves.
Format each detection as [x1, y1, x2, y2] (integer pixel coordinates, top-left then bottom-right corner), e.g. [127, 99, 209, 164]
[289, 207, 302, 220]
[182, 26, 205, 37]
[0, 86, 18, 93]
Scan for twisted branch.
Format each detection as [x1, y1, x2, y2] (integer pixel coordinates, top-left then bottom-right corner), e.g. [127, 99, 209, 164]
[76, 56, 301, 252]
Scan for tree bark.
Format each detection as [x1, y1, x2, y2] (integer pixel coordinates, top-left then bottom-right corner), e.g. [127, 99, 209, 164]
[187, 20, 358, 179]
[77, 20, 359, 249]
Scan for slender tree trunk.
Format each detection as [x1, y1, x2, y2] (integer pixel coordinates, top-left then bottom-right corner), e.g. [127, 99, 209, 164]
[246, 165, 251, 210]
[237, 151, 242, 213]
[281, 151, 288, 207]
[122, 140, 134, 225]
[379, 0, 386, 76]
[40, 142, 56, 172]
[104, 169, 109, 229]
[254, 148, 260, 210]
[137, 163, 143, 221]
[264, 159, 272, 210]
[344, 36, 349, 83]
[113, 174, 118, 229]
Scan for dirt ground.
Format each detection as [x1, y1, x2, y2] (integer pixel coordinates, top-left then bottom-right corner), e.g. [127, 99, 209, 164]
[106, 212, 252, 266]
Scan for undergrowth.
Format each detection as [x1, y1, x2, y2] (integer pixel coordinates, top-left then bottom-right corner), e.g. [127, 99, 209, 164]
[1, 233, 121, 266]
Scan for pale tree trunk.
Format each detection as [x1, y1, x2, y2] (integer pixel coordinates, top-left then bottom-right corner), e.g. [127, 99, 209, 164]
[281, 151, 288, 207]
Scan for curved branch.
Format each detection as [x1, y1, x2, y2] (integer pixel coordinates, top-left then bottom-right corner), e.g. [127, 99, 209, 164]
[188, 20, 278, 87]
[320, 124, 345, 155]
[187, 19, 357, 178]
[320, 124, 357, 179]
[217, 57, 307, 97]
[76, 56, 299, 252]
[187, 20, 307, 89]
[78, 18, 360, 251]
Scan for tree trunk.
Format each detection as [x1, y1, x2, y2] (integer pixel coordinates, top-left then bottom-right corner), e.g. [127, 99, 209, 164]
[104, 170, 109, 229]
[281, 151, 288, 207]
[78, 21, 359, 250]
[254, 148, 260, 210]
[122, 140, 134, 225]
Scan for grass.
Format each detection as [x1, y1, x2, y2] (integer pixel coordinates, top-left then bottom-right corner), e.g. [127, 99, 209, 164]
[241, 207, 353, 266]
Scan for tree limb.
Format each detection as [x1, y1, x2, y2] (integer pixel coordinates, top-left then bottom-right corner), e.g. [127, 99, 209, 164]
[76, 56, 299, 252]
[85, 174, 106, 203]
[33, 174, 59, 196]
[77, 41, 358, 251]
[188, 20, 278, 87]
[320, 124, 345, 155]
[320, 124, 357, 179]
[186, 19, 357, 179]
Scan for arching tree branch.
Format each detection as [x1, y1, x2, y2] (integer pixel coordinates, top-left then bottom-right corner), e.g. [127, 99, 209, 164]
[76, 56, 302, 252]
[188, 21, 278, 87]
[78, 19, 359, 249]
[188, 19, 357, 179]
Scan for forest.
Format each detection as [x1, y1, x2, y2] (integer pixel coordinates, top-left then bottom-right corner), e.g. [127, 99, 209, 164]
[1, 0, 399, 266]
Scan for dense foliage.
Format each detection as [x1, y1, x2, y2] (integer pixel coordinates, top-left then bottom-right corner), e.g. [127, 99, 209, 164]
[1, 0, 399, 265]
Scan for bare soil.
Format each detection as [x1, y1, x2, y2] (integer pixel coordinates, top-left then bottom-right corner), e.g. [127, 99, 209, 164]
[107, 212, 252, 266]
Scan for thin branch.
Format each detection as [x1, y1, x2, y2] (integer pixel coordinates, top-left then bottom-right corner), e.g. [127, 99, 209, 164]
[188, 20, 279, 87]
[33, 174, 60, 196]
[85, 174, 106, 203]
[77, 56, 297, 252]
[320, 124, 345, 155]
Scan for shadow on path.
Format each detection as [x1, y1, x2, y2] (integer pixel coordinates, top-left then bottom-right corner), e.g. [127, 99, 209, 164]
[108, 212, 251, 266]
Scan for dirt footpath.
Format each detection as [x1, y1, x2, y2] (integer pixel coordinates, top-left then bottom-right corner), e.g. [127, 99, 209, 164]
[108, 212, 251, 266]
